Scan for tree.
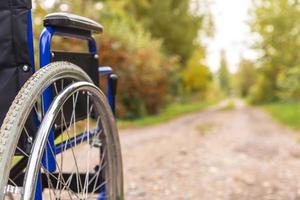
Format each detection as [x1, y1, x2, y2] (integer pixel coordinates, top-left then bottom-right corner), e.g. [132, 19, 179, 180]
[181, 47, 212, 94]
[124, 0, 211, 64]
[33, 0, 214, 116]
[250, 0, 300, 102]
[277, 66, 300, 101]
[218, 50, 230, 95]
[235, 58, 257, 97]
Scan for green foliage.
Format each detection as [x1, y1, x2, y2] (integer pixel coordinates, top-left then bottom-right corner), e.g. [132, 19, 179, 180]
[95, 0, 214, 117]
[249, 0, 300, 103]
[277, 67, 300, 101]
[234, 59, 257, 97]
[32, 0, 214, 119]
[264, 103, 300, 130]
[99, 17, 178, 118]
[205, 77, 225, 101]
[124, 0, 210, 64]
[248, 74, 275, 104]
[217, 50, 231, 95]
[181, 48, 212, 95]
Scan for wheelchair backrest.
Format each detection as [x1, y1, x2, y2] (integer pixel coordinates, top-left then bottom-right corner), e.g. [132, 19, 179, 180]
[0, 0, 33, 125]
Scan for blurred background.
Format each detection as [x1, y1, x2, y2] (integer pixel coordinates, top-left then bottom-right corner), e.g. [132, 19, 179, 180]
[33, 0, 215, 124]
[32, 0, 300, 128]
[31, 1, 300, 199]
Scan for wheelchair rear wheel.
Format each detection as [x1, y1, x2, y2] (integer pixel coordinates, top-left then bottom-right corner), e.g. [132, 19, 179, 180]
[0, 62, 123, 200]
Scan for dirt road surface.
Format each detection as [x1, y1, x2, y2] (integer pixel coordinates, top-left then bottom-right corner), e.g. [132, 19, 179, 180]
[120, 100, 300, 200]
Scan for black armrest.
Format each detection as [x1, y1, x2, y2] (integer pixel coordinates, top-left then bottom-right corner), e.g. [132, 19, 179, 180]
[44, 12, 103, 34]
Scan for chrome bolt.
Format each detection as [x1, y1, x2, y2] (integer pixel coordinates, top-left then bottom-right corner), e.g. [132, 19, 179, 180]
[51, 52, 55, 58]
[27, 137, 33, 144]
[94, 54, 99, 59]
[23, 65, 30, 72]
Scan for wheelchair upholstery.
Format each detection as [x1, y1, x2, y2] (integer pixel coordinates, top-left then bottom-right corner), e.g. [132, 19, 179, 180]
[0, 0, 32, 67]
[44, 12, 103, 33]
[0, 0, 33, 125]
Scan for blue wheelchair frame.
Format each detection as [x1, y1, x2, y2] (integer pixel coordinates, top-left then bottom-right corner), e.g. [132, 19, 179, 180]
[26, 10, 115, 200]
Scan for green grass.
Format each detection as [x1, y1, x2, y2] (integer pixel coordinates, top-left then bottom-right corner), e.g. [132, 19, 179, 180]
[263, 102, 300, 130]
[118, 101, 212, 129]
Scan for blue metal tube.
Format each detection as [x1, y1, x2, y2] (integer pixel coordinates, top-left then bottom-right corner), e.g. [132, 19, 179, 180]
[55, 130, 99, 154]
[39, 27, 54, 67]
[88, 37, 97, 54]
[39, 27, 56, 173]
[34, 174, 43, 200]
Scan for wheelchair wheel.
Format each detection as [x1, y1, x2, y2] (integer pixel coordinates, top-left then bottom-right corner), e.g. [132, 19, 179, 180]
[0, 62, 123, 200]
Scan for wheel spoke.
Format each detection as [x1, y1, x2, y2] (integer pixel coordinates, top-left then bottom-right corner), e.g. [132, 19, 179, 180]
[92, 147, 108, 195]
[83, 93, 91, 198]
[43, 141, 78, 199]
[16, 146, 29, 158]
[42, 167, 79, 199]
[6, 77, 117, 199]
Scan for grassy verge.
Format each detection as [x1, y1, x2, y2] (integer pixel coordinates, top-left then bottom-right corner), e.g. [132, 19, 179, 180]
[263, 103, 300, 130]
[118, 101, 213, 129]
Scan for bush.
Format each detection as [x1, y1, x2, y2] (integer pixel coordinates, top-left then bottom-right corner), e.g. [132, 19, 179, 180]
[181, 48, 212, 96]
[277, 67, 300, 101]
[248, 74, 275, 104]
[98, 19, 178, 118]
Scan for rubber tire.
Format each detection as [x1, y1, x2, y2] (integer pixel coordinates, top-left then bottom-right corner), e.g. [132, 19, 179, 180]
[0, 62, 123, 200]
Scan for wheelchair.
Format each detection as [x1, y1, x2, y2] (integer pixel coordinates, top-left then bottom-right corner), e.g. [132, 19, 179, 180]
[0, 1, 123, 200]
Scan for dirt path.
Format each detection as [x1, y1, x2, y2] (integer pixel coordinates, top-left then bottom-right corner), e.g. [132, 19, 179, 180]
[120, 100, 300, 200]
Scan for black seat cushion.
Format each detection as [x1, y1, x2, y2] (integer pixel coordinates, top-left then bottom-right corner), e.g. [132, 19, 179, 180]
[44, 12, 103, 33]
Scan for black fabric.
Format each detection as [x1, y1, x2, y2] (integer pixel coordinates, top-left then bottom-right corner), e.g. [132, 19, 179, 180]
[0, 1, 31, 66]
[0, 0, 33, 125]
[0, 0, 31, 9]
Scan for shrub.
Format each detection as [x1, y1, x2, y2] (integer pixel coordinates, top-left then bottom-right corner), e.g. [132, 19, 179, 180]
[98, 19, 178, 118]
[248, 74, 275, 104]
[181, 48, 211, 96]
[277, 67, 300, 101]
